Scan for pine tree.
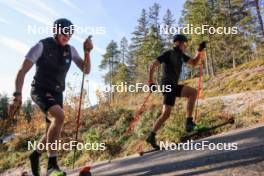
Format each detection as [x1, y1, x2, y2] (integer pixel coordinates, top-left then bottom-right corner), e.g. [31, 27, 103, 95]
[138, 25, 163, 82]
[181, 0, 213, 76]
[99, 40, 120, 85]
[113, 63, 130, 84]
[100, 40, 120, 101]
[130, 9, 148, 53]
[129, 9, 149, 82]
[216, 0, 254, 68]
[0, 94, 9, 120]
[254, 0, 264, 39]
[181, 0, 254, 76]
[162, 9, 175, 49]
[120, 37, 129, 64]
[252, 0, 264, 59]
[148, 3, 161, 29]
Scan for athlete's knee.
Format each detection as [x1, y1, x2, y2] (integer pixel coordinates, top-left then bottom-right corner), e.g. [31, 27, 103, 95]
[54, 112, 64, 124]
[48, 105, 65, 125]
[186, 88, 197, 99]
[181, 86, 197, 99]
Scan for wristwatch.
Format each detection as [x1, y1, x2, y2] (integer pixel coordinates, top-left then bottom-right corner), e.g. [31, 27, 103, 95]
[13, 92, 22, 96]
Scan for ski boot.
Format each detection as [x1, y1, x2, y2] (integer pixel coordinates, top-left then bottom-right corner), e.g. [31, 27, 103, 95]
[146, 132, 160, 150]
[29, 151, 41, 176]
[186, 117, 197, 132]
[186, 117, 206, 132]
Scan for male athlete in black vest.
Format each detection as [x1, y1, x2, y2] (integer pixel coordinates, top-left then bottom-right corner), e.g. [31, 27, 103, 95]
[10, 18, 93, 176]
[147, 34, 205, 149]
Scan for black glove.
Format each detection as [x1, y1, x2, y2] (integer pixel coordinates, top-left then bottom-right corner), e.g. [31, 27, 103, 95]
[198, 41, 206, 51]
[83, 35, 93, 52]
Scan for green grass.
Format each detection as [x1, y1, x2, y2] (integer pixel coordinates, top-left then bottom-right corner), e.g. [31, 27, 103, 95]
[0, 151, 29, 172]
[235, 59, 264, 71]
[183, 59, 264, 97]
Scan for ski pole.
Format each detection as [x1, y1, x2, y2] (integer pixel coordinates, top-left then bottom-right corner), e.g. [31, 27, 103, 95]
[194, 60, 203, 120]
[125, 91, 152, 136]
[72, 35, 92, 169]
[194, 41, 206, 120]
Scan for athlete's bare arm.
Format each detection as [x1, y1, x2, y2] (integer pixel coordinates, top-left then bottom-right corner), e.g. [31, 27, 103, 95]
[187, 51, 205, 66]
[15, 59, 34, 96]
[149, 59, 161, 81]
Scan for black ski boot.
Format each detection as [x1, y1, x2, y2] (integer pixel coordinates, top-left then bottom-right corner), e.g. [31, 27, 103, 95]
[29, 150, 41, 176]
[146, 132, 160, 150]
[186, 117, 197, 133]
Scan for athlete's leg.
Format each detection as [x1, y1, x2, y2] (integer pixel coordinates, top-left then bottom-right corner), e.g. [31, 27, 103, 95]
[180, 86, 197, 118]
[37, 117, 50, 151]
[46, 105, 65, 156]
[45, 104, 66, 175]
[146, 105, 172, 149]
[180, 86, 198, 132]
[29, 120, 50, 176]
[152, 105, 173, 133]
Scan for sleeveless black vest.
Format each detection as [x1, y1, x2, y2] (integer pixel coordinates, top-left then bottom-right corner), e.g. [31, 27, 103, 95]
[32, 37, 72, 92]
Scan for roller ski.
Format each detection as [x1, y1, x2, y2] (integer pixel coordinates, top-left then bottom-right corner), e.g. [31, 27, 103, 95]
[139, 117, 235, 156]
[64, 166, 92, 176]
[139, 117, 205, 156]
[180, 117, 235, 142]
[46, 165, 92, 176]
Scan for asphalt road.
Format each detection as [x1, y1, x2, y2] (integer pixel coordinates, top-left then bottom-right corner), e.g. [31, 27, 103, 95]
[85, 124, 264, 176]
[3, 124, 264, 176]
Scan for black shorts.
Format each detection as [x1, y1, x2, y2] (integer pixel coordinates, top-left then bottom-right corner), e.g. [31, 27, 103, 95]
[162, 84, 184, 106]
[30, 86, 63, 123]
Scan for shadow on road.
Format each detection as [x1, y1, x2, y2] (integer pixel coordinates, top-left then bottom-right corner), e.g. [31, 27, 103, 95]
[92, 125, 264, 176]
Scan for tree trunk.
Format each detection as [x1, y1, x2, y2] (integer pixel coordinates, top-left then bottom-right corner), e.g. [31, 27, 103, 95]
[111, 56, 114, 101]
[233, 57, 236, 68]
[208, 40, 215, 77]
[109, 58, 112, 102]
[255, 0, 264, 39]
[205, 52, 209, 75]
